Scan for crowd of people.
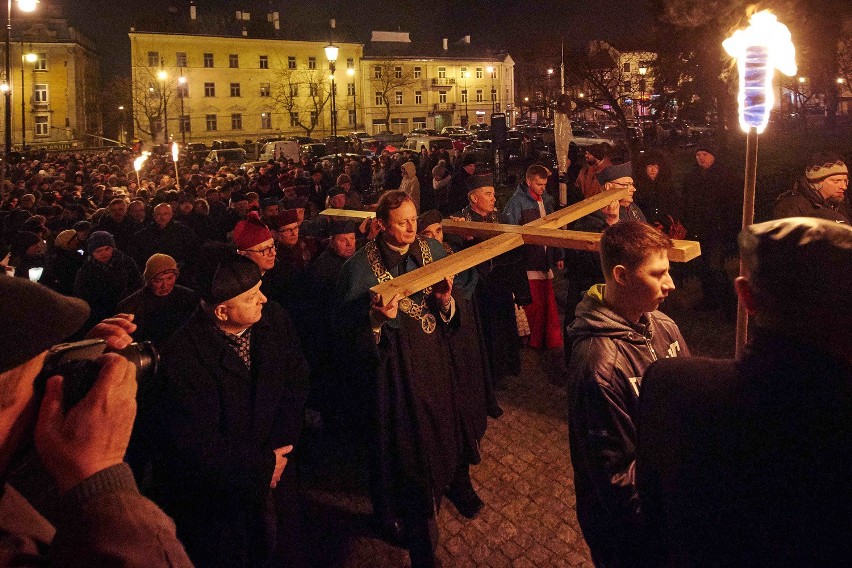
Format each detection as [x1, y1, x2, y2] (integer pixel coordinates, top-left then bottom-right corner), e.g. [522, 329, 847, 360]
[0, 139, 848, 568]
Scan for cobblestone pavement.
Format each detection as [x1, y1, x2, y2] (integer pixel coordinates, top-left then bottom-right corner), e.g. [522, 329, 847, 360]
[298, 276, 734, 567]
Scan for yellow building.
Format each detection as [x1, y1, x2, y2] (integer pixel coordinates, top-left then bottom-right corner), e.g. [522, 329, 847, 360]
[360, 32, 516, 134]
[129, 6, 362, 146]
[5, 6, 101, 149]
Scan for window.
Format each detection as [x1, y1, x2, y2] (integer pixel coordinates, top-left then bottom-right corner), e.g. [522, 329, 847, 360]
[348, 109, 356, 125]
[147, 51, 160, 67]
[290, 112, 299, 127]
[395, 66, 402, 79]
[203, 53, 214, 68]
[309, 84, 317, 97]
[34, 84, 48, 103]
[308, 57, 316, 70]
[229, 54, 239, 68]
[439, 91, 447, 103]
[390, 118, 408, 134]
[346, 57, 354, 69]
[476, 67, 483, 79]
[623, 62, 631, 72]
[415, 91, 422, 104]
[179, 115, 191, 133]
[34, 53, 47, 71]
[260, 83, 270, 97]
[176, 52, 187, 68]
[288, 56, 296, 69]
[395, 91, 403, 105]
[347, 82, 355, 96]
[623, 80, 632, 92]
[461, 89, 468, 103]
[261, 112, 272, 129]
[206, 114, 217, 131]
[460, 67, 467, 78]
[476, 89, 483, 102]
[491, 88, 497, 102]
[413, 118, 426, 129]
[259, 55, 268, 69]
[374, 66, 382, 79]
[231, 113, 242, 130]
[438, 67, 446, 79]
[290, 84, 299, 97]
[204, 82, 215, 97]
[414, 66, 421, 79]
[375, 92, 384, 105]
[490, 68, 497, 79]
[177, 81, 189, 97]
[230, 83, 241, 97]
[309, 111, 317, 124]
[35, 115, 49, 136]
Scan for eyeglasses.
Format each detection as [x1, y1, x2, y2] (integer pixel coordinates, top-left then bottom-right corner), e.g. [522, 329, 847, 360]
[243, 244, 276, 256]
[610, 182, 635, 189]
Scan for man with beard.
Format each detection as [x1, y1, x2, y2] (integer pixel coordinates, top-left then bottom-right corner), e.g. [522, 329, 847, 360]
[772, 153, 849, 224]
[335, 190, 470, 567]
[575, 143, 613, 199]
[565, 221, 688, 568]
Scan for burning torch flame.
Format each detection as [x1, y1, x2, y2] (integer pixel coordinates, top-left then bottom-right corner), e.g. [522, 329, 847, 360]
[723, 10, 796, 134]
[133, 151, 151, 172]
[171, 142, 179, 163]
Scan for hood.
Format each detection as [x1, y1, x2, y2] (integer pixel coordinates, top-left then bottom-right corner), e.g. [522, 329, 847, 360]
[566, 284, 650, 343]
[401, 161, 417, 178]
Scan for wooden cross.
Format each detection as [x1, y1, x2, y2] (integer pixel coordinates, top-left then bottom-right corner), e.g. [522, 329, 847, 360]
[320, 186, 701, 303]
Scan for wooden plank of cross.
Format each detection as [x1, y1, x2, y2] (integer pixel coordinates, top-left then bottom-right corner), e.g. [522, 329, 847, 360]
[320, 187, 701, 303]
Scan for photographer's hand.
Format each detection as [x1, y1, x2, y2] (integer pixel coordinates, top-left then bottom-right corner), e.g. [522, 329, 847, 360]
[35, 353, 137, 492]
[85, 313, 137, 350]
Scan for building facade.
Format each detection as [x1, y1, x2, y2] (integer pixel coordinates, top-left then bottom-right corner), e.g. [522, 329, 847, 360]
[3, 5, 101, 149]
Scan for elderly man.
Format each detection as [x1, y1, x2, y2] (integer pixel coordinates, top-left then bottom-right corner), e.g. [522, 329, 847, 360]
[772, 152, 849, 223]
[574, 162, 647, 232]
[129, 203, 199, 271]
[637, 218, 852, 566]
[97, 197, 140, 251]
[566, 221, 688, 568]
[153, 253, 309, 567]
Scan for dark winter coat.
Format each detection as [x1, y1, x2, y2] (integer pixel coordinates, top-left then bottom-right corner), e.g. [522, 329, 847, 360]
[73, 250, 143, 330]
[772, 179, 850, 224]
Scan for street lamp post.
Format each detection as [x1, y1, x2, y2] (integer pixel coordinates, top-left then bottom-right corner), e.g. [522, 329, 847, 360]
[523, 96, 529, 121]
[638, 65, 648, 118]
[178, 74, 186, 144]
[157, 69, 168, 144]
[463, 71, 471, 127]
[4, 0, 38, 174]
[117, 105, 125, 145]
[487, 65, 495, 113]
[20, 49, 35, 149]
[324, 43, 338, 157]
[546, 68, 554, 121]
[346, 66, 356, 130]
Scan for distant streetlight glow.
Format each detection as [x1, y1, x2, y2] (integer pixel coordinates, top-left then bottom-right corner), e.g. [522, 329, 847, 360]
[17, 0, 38, 12]
[24, 52, 37, 63]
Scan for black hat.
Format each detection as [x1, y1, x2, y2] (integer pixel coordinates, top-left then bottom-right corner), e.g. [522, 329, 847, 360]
[328, 220, 358, 236]
[465, 173, 494, 194]
[327, 186, 346, 198]
[10, 231, 42, 258]
[261, 197, 279, 209]
[0, 278, 89, 374]
[597, 162, 633, 186]
[198, 252, 262, 305]
[417, 209, 443, 234]
[461, 153, 477, 167]
[86, 231, 116, 254]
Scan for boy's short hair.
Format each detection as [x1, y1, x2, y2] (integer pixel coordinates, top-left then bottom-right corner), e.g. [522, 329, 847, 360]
[525, 164, 551, 181]
[600, 221, 672, 275]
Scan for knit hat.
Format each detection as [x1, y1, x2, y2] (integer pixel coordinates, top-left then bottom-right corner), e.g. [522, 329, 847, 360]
[273, 209, 300, 229]
[198, 252, 262, 305]
[232, 211, 273, 251]
[144, 253, 178, 283]
[597, 162, 634, 186]
[417, 209, 443, 234]
[54, 229, 78, 250]
[466, 173, 494, 193]
[86, 231, 116, 254]
[0, 277, 89, 374]
[804, 155, 848, 183]
[432, 164, 447, 178]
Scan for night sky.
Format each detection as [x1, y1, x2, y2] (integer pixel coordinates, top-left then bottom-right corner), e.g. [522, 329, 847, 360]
[62, 0, 651, 77]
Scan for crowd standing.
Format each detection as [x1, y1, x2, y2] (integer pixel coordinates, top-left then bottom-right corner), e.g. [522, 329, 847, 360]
[0, 139, 848, 567]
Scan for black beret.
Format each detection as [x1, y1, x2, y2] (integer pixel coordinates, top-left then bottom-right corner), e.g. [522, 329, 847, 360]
[465, 173, 494, 194]
[417, 209, 444, 234]
[198, 252, 262, 305]
[328, 221, 359, 236]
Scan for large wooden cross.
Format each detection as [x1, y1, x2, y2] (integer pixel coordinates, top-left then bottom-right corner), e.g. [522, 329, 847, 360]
[321, 186, 701, 303]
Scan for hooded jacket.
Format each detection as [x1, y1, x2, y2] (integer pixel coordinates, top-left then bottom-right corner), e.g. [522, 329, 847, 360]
[565, 284, 688, 566]
[398, 161, 420, 211]
[504, 183, 564, 271]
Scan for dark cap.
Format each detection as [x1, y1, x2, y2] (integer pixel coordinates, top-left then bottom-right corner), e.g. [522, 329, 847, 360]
[272, 209, 300, 229]
[328, 220, 359, 236]
[199, 252, 262, 305]
[327, 186, 346, 198]
[461, 153, 478, 167]
[465, 173, 494, 194]
[0, 278, 90, 374]
[417, 209, 443, 234]
[597, 162, 633, 186]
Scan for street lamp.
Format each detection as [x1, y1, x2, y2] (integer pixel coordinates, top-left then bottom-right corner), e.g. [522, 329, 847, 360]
[547, 68, 554, 120]
[4, 0, 38, 175]
[177, 74, 186, 144]
[463, 71, 471, 126]
[346, 67, 356, 129]
[486, 65, 495, 113]
[324, 43, 338, 156]
[638, 65, 648, 118]
[157, 69, 168, 144]
[20, 50, 35, 149]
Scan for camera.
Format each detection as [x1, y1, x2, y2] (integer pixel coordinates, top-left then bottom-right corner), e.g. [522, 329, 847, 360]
[34, 339, 159, 412]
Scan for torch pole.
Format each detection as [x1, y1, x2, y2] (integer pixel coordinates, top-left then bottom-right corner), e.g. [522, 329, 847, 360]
[735, 126, 759, 358]
[174, 160, 180, 191]
[135, 169, 141, 187]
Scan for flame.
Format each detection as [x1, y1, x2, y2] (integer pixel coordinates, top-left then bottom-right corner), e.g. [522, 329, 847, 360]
[133, 151, 151, 172]
[171, 142, 180, 162]
[723, 10, 797, 133]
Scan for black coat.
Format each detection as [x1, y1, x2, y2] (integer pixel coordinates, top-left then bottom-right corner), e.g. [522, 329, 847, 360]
[129, 220, 199, 269]
[153, 304, 309, 568]
[73, 250, 143, 331]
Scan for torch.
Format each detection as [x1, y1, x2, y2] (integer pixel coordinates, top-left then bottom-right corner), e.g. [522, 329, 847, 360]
[171, 142, 181, 191]
[723, 10, 796, 357]
[133, 152, 151, 188]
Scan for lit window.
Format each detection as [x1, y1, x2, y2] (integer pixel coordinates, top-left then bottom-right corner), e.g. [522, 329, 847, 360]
[261, 113, 272, 129]
[260, 83, 270, 97]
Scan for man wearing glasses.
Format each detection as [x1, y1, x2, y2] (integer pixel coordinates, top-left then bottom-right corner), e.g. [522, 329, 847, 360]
[574, 163, 647, 233]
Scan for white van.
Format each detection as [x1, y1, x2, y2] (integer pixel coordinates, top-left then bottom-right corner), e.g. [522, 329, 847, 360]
[259, 140, 300, 163]
[402, 136, 454, 153]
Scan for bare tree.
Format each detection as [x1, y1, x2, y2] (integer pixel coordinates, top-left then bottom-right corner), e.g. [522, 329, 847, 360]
[569, 42, 633, 134]
[368, 61, 420, 127]
[270, 60, 331, 137]
[131, 55, 178, 143]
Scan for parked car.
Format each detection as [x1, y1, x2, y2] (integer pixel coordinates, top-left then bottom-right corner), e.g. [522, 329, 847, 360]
[300, 143, 328, 161]
[185, 142, 209, 162]
[463, 140, 493, 165]
[401, 135, 455, 153]
[441, 126, 468, 136]
[408, 128, 439, 137]
[205, 148, 247, 165]
[211, 139, 240, 150]
[571, 128, 618, 149]
[258, 140, 300, 163]
[347, 131, 377, 153]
